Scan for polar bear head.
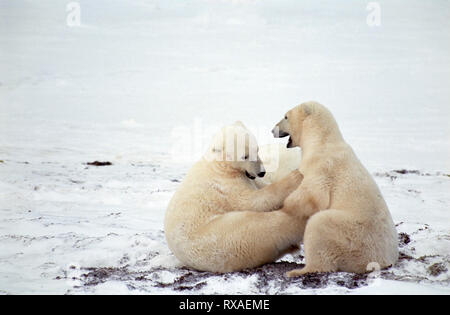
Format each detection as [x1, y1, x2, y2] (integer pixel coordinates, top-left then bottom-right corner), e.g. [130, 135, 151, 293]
[205, 121, 266, 180]
[272, 101, 341, 148]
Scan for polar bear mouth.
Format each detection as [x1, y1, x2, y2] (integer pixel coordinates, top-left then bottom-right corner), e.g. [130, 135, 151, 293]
[287, 136, 293, 148]
[245, 171, 256, 180]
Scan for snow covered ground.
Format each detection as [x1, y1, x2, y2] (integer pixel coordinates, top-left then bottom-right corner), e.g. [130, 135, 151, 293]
[0, 0, 449, 294]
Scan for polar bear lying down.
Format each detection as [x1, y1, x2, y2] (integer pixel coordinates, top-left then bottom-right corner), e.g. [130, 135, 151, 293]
[164, 122, 303, 272]
[273, 101, 398, 276]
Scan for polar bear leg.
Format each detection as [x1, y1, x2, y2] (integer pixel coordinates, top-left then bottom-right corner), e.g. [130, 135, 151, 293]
[288, 208, 396, 277]
[286, 209, 363, 277]
[193, 210, 302, 272]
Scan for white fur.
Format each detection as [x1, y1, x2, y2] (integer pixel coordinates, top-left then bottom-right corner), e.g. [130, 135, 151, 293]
[164, 123, 303, 272]
[273, 101, 398, 276]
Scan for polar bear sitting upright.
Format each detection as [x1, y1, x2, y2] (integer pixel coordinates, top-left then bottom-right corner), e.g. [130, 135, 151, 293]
[272, 101, 398, 276]
[164, 122, 303, 272]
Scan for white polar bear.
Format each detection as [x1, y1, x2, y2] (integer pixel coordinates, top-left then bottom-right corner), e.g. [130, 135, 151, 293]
[164, 122, 303, 273]
[272, 101, 398, 276]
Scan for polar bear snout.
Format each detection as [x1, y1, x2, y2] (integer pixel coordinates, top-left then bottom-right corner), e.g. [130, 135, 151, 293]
[272, 126, 289, 138]
[272, 114, 291, 139]
[257, 162, 266, 178]
[245, 162, 265, 179]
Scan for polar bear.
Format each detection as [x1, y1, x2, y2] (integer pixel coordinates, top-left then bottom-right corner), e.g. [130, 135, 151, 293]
[164, 122, 304, 272]
[272, 101, 398, 276]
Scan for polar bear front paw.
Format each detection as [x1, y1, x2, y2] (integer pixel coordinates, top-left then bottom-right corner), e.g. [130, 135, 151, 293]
[286, 170, 303, 191]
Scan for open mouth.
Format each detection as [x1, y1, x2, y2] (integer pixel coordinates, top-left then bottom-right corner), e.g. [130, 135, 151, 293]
[278, 130, 290, 138]
[287, 136, 293, 148]
[245, 171, 256, 180]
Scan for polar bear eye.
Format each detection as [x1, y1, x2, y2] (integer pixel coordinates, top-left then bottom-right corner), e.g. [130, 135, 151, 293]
[244, 155, 249, 160]
[285, 115, 288, 120]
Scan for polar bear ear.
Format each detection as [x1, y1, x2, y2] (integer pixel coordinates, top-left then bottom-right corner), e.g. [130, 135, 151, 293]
[204, 146, 223, 162]
[233, 120, 246, 128]
[205, 130, 225, 160]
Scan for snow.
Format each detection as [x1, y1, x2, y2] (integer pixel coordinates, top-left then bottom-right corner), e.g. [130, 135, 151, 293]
[0, 0, 449, 294]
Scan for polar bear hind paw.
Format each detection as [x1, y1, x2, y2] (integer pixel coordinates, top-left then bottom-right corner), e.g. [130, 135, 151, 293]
[286, 268, 310, 278]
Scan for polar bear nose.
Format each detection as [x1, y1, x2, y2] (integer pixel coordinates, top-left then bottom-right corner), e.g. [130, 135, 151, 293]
[257, 163, 266, 177]
[272, 126, 289, 138]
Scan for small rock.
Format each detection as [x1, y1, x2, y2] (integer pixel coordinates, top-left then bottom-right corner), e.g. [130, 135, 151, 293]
[393, 169, 420, 175]
[86, 161, 112, 166]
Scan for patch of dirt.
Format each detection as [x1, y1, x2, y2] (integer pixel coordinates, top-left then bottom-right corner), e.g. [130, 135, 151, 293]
[417, 225, 429, 232]
[374, 169, 450, 179]
[244, 262, 369, 291]
[66, 231, 448, 293]
[86, 161, 112, 166]
[398, 251, 415, 261]
[71, 261, 371, 293]
[374, 172, 397, 181]
[398, 252, 416, 261]
[81, 267, 129, 286]
[428, 263, 448, 277]
[154, 269, 213, 291]
[235, 262, 306, 292]
[393, 169, 421, 175]
[398, 232, 411, 247]
[417, 254, 438, 262]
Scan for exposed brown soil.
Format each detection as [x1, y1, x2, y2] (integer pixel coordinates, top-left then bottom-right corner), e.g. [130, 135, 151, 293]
[393, 169, 421, 175]
[71, 260, 372, 293]
[428, 263, 448, 277]
[86, 161, 112, 166]
[398, 232, 411, 247]
[374, 169, 450, 179]
[59, 223, 449, 293]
